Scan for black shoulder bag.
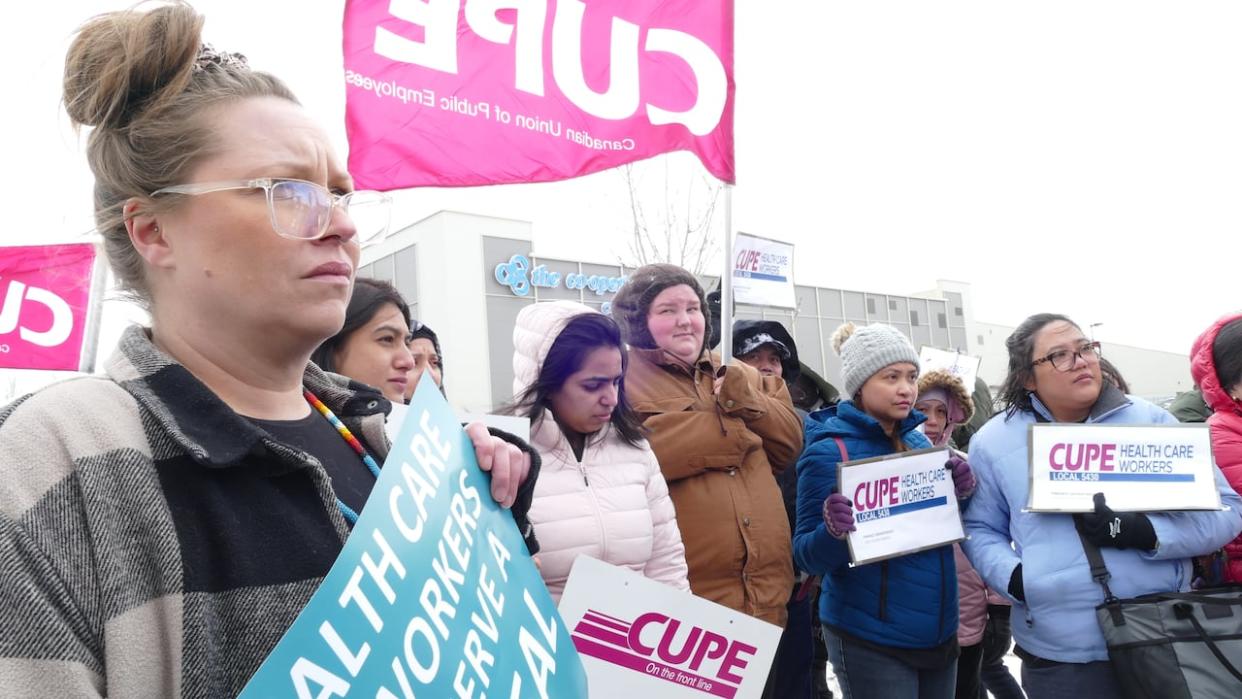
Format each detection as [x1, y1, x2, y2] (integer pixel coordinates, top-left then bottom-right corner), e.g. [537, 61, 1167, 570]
[1076, 530, 1242, 699]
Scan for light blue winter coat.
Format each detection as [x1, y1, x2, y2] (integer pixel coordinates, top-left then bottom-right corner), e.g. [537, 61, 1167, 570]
[963, 384, 1242, 663]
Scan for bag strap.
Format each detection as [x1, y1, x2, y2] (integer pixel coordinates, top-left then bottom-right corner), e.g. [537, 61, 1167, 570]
[1076, 530, 1116, 600]
[1172, 602, 1242, 683]
[834, 437, 849, 462]
[1076, 528, 1126, 625]
[1040, 409, 1126, 621]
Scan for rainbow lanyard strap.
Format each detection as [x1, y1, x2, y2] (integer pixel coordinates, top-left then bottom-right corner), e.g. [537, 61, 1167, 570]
[303, 389, 382, 525]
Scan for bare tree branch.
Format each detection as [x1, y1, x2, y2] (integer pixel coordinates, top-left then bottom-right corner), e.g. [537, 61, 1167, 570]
[618, 158, 723, 275]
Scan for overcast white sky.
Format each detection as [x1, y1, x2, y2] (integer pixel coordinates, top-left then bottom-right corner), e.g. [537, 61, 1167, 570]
[4, 1, 1240, 394]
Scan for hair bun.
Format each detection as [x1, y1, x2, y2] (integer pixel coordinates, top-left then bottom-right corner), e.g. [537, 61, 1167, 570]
[63, 3, 204, 130]
[831, 322, 856, 356]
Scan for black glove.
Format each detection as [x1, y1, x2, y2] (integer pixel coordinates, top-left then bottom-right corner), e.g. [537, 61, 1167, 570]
[1075, 492, 1157, 551]
[1008, 564, 1025, 602]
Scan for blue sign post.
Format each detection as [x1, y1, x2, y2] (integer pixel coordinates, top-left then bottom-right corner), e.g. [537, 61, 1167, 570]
[239, 373, 588, 698]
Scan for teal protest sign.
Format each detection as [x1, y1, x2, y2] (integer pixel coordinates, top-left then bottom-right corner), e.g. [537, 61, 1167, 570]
[239, 373, 588, 698]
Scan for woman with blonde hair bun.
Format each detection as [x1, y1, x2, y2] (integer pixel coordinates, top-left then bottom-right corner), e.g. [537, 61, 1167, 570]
[0, 3, 537, 695]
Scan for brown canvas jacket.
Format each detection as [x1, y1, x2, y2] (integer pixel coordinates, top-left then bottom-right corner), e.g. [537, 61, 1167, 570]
[626, 347, 802, 627]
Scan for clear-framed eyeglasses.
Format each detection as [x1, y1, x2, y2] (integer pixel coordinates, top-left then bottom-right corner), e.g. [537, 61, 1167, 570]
[1031, 340, 1102, 372]
[150, 178, 392, 245]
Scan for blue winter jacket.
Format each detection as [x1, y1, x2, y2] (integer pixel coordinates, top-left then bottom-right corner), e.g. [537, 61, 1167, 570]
[794, 400, 960, 649]
[963, 385, 1242, 663]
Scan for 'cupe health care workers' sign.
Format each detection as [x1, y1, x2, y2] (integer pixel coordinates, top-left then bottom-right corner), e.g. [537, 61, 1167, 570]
[558, 556, 780, 699]
[838, 447, 965, 566]
[1026, 423, 1222, 513]
[238, 373, 588, 698]
[730, 232, 795, 309]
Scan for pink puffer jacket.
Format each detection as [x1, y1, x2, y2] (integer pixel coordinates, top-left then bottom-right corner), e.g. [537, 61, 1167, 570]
[1190, 312, 1242, 583]
[954, 544, 988, 646]
[514, 301, 690, 601]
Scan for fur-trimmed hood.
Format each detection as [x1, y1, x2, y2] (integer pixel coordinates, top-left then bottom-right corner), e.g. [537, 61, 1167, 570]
[917, 370, 975, 425]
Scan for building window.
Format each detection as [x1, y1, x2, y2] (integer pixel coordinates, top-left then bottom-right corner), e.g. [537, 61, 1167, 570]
[866, 297, 876, 314]
[910, 310, 920, 326]
[978, 335, 985, 345]
[889, 299, 898, 310]
[938, 313, 947, 329]
[955, 306, 964, 317]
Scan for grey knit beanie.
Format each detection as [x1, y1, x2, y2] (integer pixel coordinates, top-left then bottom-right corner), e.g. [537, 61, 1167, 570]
[831, 322, 921, 398]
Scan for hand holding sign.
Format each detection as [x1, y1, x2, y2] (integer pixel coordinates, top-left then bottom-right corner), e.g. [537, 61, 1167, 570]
[823, 492, 856, 539]
[1074, 493, 1158, 550]
[465, 422, 529, 509]
[946, 453, 975, 499]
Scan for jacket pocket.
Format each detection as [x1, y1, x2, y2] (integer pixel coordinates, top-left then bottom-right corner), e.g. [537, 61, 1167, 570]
[688, 454, 743, 472]
[632, 396, 697, 414]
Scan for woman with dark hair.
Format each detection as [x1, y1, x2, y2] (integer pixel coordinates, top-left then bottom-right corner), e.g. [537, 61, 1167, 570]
[0, 4, 535, 694]
[405, 321, 444, 400]
[1190, 312, 1242, 583]
[796, 324, 975, 699]
[963, 313, 1242, 699]
[512, 301, 689, 600]
[311, 277, 415, 402]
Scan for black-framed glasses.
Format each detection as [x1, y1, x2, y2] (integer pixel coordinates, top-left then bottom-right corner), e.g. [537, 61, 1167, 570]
[1031, 341, 1102, 371]
[150, 177, 392, 245]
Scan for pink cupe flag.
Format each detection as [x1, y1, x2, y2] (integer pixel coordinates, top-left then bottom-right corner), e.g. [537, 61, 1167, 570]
[0, 244, 98, 371]
[342, 0, 735, 190]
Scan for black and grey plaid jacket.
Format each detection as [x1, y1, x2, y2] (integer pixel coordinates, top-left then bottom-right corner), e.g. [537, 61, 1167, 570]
[0, 325, 536, 697]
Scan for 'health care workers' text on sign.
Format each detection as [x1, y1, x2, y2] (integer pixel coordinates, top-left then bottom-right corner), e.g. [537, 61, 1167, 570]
[238, 373, 588, 698]
[838, 447, 965, 566]
[558, 556, 781, 699]
[1026, 423, 1221, 513]
[731, 233, 795, 309]
[918, 347, 980, 395]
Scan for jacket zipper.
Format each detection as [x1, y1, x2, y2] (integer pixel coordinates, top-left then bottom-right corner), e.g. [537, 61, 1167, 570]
[937, 548, 947, 640]
[568, 441, 610, 562]
[878, 561, 889, 622]
[695, 363, 729, 437]
[582, 466, 609, 562]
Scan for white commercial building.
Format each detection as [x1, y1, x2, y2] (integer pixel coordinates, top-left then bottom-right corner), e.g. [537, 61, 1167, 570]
[361, 211, 1191, 411]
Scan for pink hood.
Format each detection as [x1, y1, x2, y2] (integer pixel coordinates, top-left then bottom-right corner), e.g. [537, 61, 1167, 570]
[1190, 312, 1242, 417]
[1190, 312, 1242, 583]
[513, 300, 601, 395]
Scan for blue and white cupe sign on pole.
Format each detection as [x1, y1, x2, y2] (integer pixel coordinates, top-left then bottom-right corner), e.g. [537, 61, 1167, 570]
[238, 373, 589, 699]
[730, 232, 795, 309]
[1027, 423, 1222, 513]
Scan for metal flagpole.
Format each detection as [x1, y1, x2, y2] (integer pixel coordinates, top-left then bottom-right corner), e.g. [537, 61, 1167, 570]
[720, 184, 734, 365]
